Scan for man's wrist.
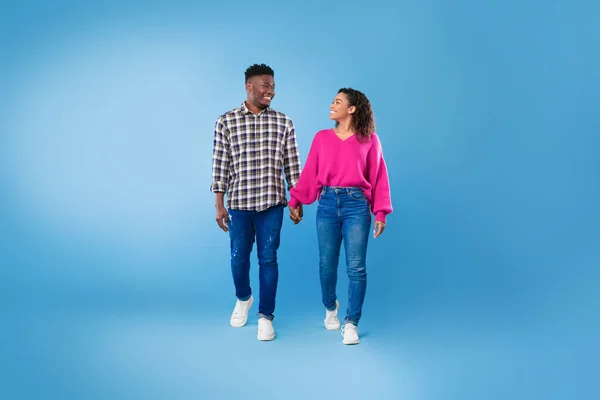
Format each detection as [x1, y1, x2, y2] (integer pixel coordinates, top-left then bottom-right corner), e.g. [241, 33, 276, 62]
[214, 192, 225, 208]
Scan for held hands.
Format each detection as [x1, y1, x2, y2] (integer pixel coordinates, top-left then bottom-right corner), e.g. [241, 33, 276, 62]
[215, 205, 229, 232]
[288, 204, 303, 224]
[216, 204, 302, 231]
[373, 221, 386, 238]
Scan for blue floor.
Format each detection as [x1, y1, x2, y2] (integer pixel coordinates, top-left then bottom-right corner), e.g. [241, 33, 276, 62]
[4, 258, 595, 400]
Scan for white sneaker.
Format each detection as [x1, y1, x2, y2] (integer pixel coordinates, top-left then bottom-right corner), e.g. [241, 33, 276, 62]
[230, 295, 254, 328]
[341, 323, 360, 345]
[324, 300, 341, 330]
[257, 317, 275, 341]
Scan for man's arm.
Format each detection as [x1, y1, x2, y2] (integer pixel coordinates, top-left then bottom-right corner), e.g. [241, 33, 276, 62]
[283, 119, 302, 191]
[214, 192, 226, 208]
[283, 119, 303, 223]
[211, 118, 230, 232]
[214, 192, 228, 232]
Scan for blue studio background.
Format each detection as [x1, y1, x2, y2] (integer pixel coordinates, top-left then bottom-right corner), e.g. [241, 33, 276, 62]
[1, 1, 598, 399]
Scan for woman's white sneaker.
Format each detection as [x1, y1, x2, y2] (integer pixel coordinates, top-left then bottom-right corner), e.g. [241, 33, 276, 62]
[341, 323, 360, 345]
[324, 300, 341, 330]
[230, 295, 254, 328]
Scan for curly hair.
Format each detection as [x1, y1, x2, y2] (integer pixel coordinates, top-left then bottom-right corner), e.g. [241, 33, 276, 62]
[245, 63, 274, 82]
[336, 88, 375, 142]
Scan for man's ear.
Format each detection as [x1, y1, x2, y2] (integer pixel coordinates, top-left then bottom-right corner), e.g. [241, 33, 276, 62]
[245, 79, 252, 92]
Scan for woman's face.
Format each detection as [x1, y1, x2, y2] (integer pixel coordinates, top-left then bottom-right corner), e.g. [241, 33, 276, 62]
[329, 92, 355, 121]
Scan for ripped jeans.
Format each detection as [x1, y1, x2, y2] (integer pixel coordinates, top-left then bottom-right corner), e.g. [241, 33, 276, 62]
[228, 204, 284, 320]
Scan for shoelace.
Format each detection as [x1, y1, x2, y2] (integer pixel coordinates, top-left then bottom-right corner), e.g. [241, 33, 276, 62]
[232, 301, 246, 319]
[340, 324, 356, 337]
[258, 319, 270, 332]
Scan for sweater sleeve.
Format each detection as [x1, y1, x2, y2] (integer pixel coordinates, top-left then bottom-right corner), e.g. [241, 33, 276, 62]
[289, 132, 321, 207]
[368, 134, 393, 223]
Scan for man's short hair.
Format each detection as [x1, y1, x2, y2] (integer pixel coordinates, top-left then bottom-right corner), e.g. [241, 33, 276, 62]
[245, 64, 274, 82]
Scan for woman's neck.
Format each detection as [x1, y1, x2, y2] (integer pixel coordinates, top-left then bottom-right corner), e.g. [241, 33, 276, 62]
[335, 119, 354, 136]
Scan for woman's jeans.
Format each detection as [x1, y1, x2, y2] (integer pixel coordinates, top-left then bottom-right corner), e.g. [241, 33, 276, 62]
[317, 186, 371, 326]
[228, 204, 284, 321]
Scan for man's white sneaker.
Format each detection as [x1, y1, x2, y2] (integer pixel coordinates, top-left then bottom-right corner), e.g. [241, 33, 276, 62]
[341, 323, 360, 345]
[324, 300, 341, 330]
[257, 317, 275, 341]
[230, 295, 254, 328]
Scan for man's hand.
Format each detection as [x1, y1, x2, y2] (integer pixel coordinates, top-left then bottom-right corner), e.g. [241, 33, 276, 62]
[216, 205, 229, 232]
[214, 192, 229, 232]
[288, 204, 303, 224]
[373, 221, 386, 238]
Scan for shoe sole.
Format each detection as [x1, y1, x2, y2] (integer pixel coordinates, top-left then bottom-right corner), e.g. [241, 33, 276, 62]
[230, 296, 254, 328]
[257, 334, 275, 341]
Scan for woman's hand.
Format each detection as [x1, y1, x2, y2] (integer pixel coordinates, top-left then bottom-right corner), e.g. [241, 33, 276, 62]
[288, 204, 303, 224]
[373, 221, 386, 238]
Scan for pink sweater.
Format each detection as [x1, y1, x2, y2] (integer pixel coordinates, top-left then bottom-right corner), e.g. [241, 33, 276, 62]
[289, 129, 393, 223]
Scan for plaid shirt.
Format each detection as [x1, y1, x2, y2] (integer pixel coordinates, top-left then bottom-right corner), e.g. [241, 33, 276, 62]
[210, 102, 302, 211]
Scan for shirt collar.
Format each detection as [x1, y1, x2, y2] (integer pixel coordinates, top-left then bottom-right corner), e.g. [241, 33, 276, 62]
[240, 101, 271, 116]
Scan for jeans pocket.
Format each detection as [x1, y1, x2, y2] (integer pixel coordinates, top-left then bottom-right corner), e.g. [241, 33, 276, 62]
[319, 186, 326, 199]
[348, 189, 367, 201]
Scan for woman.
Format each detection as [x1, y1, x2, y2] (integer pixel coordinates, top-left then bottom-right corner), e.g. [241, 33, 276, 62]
[288, 88, 392, 345]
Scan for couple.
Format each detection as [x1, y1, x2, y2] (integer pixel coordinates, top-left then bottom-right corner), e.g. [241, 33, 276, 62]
[210, 63, 392, 345]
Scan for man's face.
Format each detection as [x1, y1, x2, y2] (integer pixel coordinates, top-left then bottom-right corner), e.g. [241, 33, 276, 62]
[246, 75, 275, 109]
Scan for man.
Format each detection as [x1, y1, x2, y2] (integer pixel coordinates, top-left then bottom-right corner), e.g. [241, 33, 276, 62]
[210, 63, 303, 341]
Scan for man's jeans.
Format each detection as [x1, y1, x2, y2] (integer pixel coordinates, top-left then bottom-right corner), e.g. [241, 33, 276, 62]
[228, 204, 284, 321]
[317, 186, 371, 326]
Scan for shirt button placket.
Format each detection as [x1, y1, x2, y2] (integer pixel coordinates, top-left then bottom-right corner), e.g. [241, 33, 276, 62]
[254, 116, 259, 158]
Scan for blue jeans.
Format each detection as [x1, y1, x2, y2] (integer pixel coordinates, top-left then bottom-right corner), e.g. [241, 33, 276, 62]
[317, 186, 371, 326]
[228, 204, 284, 321]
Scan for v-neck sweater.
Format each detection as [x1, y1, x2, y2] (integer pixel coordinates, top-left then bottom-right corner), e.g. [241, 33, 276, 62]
[289, 129, 393, 222]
